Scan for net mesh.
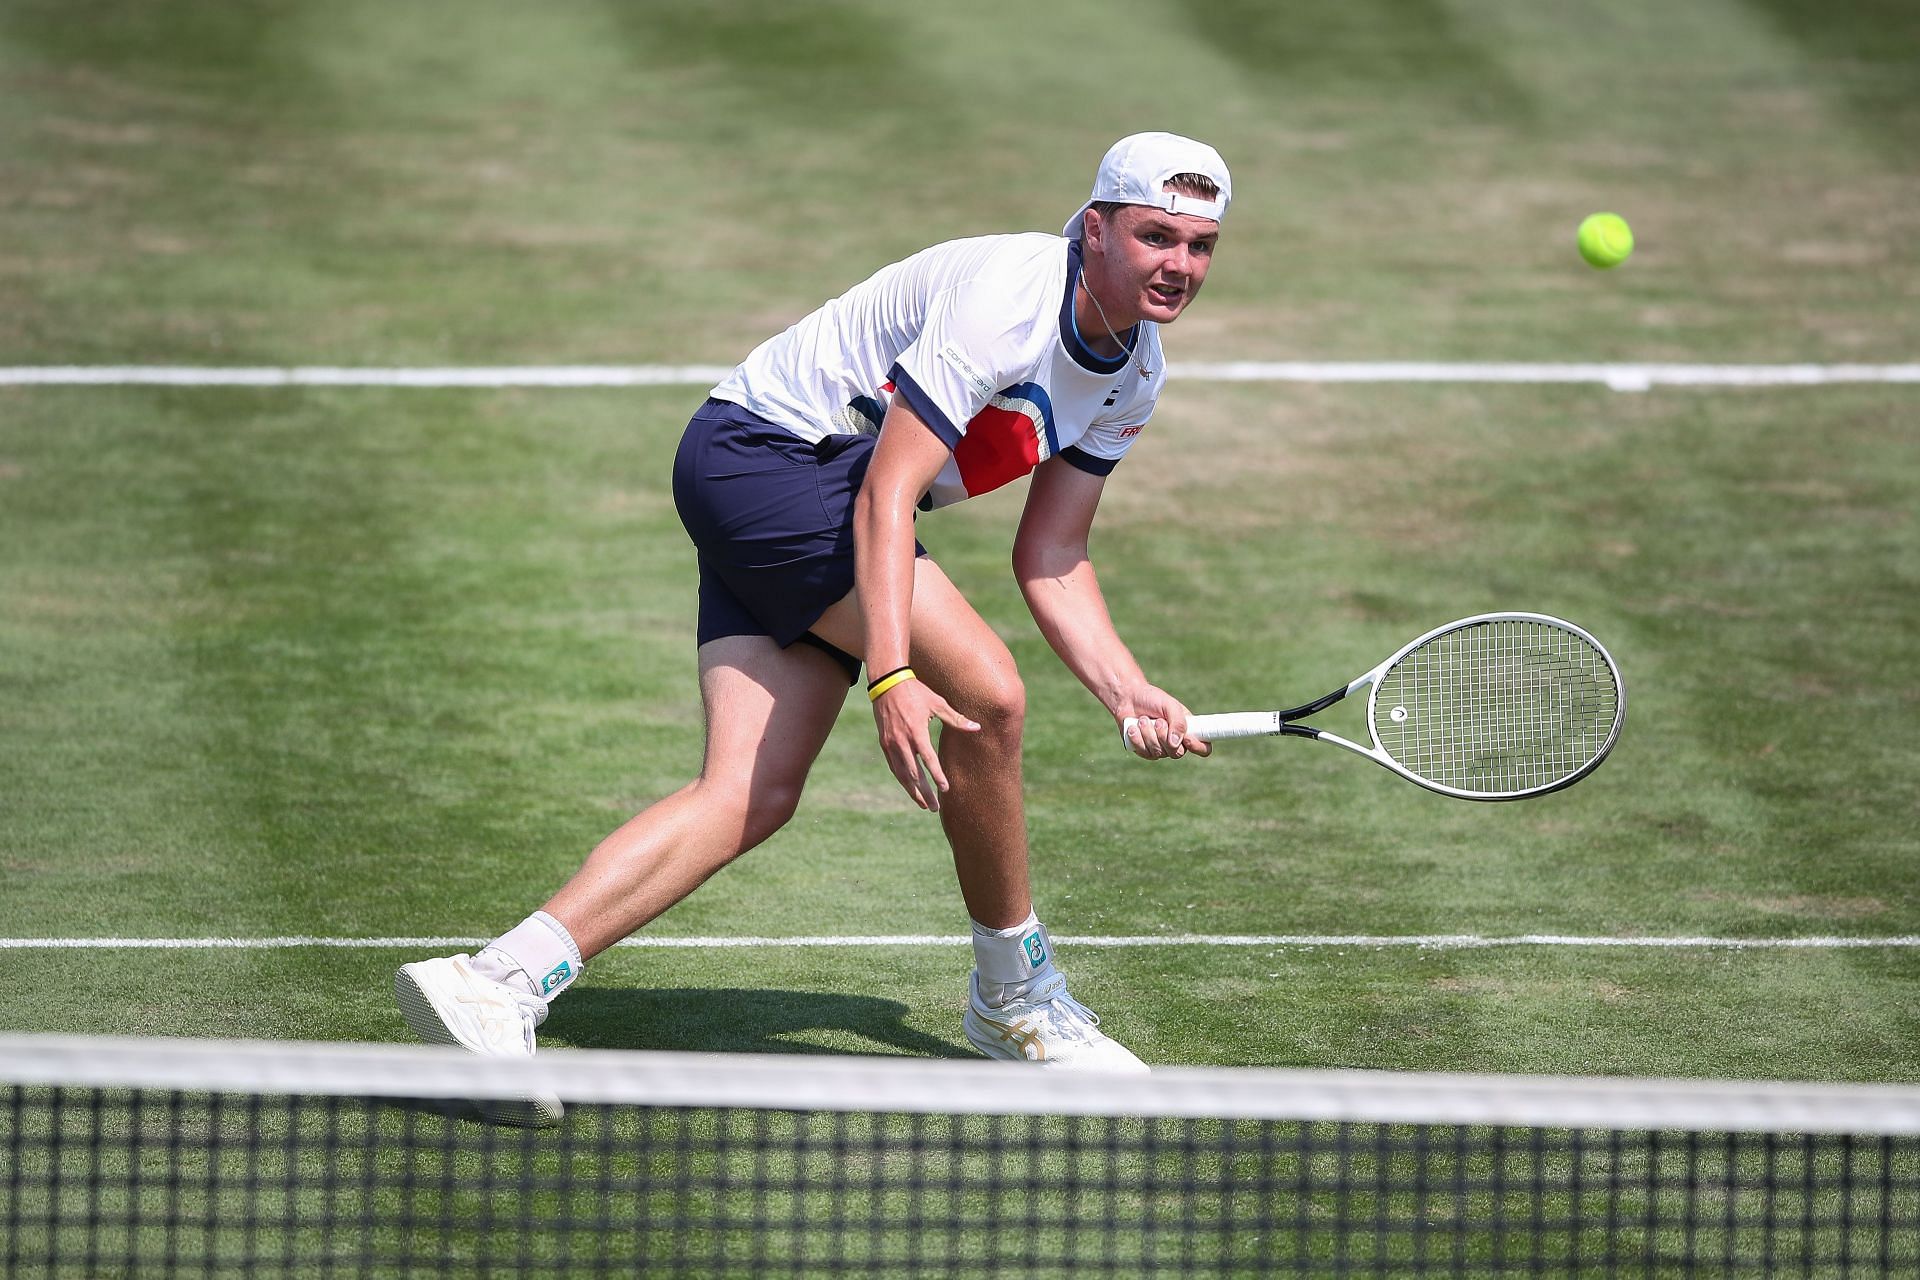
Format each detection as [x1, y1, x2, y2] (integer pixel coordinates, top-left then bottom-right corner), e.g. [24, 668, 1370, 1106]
[4, 1037, 1917, 1279]
[1373, 617, 1621, 797]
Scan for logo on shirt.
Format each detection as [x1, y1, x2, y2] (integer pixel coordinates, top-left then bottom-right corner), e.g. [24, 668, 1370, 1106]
[1117, 425, 1145, 438]
[938, 344, 996, 400]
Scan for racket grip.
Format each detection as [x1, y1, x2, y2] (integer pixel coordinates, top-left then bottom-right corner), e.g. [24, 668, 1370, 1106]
[1119, 712, 1283, 753]
[1186, 712, 1285, 740]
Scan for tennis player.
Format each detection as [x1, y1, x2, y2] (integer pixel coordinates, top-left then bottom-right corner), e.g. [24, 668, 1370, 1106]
[397, 133, 1230, 1110]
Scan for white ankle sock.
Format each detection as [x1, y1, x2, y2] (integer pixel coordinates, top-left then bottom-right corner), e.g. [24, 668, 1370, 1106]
[471, 910, 583, 1002]
[971, 911, 1055, 1008]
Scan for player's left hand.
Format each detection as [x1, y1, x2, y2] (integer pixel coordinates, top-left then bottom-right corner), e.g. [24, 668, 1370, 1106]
[1119, 686, 1212, 760]
[872, 675, 980, 811]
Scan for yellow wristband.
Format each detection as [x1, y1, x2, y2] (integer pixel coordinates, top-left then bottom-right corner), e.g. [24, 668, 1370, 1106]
[866, 668, 918, 702]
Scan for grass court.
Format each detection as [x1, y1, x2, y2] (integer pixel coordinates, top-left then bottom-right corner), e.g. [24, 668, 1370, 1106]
[2, 0, 1917, 1085]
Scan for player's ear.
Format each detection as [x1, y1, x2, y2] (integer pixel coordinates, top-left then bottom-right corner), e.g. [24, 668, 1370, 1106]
[1082, 206, 1105, 254]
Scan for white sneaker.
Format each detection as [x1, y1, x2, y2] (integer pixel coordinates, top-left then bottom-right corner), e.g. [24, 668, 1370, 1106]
[394, 954, 564, 1127]
[963, 970, 1149, 1073]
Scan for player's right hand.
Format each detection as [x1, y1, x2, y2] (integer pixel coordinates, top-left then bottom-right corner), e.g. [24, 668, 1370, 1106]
[1119, 685, 1212, 760]
[871, 677, 979, 812]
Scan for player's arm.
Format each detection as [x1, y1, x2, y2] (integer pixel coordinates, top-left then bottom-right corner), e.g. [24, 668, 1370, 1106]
[855, 400, 981, 811]
[1012, 454, 1208, 760]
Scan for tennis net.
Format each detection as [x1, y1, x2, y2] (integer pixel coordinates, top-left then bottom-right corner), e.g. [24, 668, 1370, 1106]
[3, 1032, 1917, 1278]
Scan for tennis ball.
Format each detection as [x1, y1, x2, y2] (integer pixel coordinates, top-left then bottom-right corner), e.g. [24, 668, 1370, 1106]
[1577, 213, 1634, 269]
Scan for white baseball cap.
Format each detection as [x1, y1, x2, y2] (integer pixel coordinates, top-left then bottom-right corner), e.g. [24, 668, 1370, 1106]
[1062, 131, 1232, 241]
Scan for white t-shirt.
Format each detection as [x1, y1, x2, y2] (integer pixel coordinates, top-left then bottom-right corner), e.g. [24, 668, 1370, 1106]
[709, 234, 1162, 510]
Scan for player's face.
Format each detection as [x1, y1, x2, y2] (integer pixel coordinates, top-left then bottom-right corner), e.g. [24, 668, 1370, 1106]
[1088, 205, 1219, 326]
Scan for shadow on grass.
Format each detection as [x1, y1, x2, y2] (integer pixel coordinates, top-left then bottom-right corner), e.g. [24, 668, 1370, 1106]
[369, 988, 972, 1128]
[545, 986, 972, 1060]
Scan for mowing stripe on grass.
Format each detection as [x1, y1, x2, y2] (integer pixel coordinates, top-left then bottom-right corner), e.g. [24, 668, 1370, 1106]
[4, 934, 1918, 950]
[3, 363, 1919, 390]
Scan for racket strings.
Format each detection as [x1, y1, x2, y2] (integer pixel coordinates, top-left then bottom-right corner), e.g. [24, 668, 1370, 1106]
[1373, 620, 1619, 795]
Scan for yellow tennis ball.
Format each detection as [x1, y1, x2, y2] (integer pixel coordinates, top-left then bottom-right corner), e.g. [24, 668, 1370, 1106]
[1577, 213, 1634, 269]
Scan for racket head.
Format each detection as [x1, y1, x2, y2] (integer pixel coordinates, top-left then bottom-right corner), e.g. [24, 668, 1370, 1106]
[1362, 613, 1625, 801]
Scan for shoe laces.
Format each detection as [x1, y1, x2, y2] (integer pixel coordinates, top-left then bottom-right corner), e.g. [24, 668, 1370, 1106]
[1003, 972, 1102, 1046]
[452, 962, 543, 1057]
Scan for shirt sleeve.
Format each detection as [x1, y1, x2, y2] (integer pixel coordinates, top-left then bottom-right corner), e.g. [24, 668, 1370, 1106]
[887, 277, 1031, 451]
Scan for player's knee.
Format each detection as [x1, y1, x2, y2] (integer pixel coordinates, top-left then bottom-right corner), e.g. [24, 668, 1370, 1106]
[967, 668, 1026, 741]
[740, 775, 807, 846]
[691, 772, 805, 850]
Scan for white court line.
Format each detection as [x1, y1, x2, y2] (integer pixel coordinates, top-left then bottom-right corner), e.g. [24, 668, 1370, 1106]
[2, 363, 1919, 391]
[2, 934, 1917, 951]
[0, 366, 735, 388]
[1179, 361, 1920, 393]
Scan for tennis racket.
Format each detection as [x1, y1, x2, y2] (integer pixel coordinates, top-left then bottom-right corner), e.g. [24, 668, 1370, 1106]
[1124, 612, 1625, 801]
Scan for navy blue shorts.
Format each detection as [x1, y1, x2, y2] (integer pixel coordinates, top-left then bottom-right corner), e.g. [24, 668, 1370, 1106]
[671, 398, 924, 684]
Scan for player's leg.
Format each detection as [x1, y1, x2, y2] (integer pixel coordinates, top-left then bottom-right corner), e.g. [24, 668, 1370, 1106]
[538, 634, 849, 958]
[814, 557, 1027, 926]
[811, 560, 1147, 1072]
[394, 633, 848, 1119]
[395, 398, 865, 1118]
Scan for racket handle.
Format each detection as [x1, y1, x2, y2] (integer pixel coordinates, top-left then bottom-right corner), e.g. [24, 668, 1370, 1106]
[1119, 712, 1283, 752]
[1186, 712, 1285, 740]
